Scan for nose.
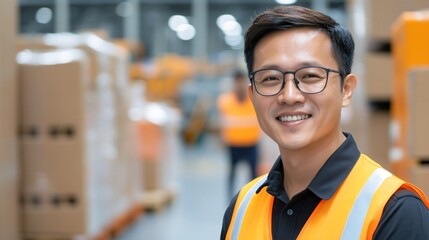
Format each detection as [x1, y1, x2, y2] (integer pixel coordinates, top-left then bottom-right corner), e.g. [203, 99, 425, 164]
[277, 74, 305, 105]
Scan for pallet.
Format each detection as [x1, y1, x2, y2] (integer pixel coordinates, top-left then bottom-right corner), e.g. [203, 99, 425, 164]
[22, 191, 174, 240]
[95, 203, 145, 240]
[139, 188, 176, 212]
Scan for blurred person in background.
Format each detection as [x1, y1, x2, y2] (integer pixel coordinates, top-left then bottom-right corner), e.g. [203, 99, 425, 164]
[221, 6, 429, 240]
[217, 69, 261, 199]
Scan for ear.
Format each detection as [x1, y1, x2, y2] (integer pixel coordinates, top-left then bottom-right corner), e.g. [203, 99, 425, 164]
[341, 74, 357, 107]
[247, 83, 255, 103]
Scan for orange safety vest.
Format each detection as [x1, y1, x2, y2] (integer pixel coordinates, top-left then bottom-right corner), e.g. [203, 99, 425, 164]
[226, 154, 429, 240]
[217, 92, 260, 146]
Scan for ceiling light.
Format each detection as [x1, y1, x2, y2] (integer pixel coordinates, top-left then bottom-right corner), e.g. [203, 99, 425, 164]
[275, 0, 297, 4]
[216, 14, 236, 29]
[168, 15, 189, 32]
[176, 24, 196, 41]
[35, 7, 52, 24]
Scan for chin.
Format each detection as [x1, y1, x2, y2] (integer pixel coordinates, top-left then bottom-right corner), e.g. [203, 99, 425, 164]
[275, 133, 311, 151]
[279, 141, 308, 151]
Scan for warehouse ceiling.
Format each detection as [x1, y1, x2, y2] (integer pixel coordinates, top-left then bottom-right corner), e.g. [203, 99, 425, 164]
[20, 0, 345, 5]
[18, 0, 347, 58]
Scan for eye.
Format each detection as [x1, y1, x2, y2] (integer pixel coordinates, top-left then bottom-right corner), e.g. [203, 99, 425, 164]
[296, 68, 326, 82]
[301, 73, 323, 79]
[258, 76, 282, 87]
[263, 76, 280, 81]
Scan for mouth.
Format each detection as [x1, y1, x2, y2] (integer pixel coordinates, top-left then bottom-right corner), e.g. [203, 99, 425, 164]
[276, 114, 311, 122]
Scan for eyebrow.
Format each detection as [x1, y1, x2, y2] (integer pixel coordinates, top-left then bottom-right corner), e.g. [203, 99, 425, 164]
[257, 61, 325, 71]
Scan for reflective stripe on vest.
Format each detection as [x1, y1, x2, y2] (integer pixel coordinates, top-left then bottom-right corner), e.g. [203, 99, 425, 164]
[340, 168, 392, 239]
[231, 175, 268, 240]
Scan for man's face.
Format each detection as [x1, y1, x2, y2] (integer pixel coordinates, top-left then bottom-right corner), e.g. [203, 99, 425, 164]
[248, 28, 355, 153]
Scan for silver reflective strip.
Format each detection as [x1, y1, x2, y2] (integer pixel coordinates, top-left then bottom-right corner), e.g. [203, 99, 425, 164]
[341, 168, 392, 240]
[231, 175, 268, 240]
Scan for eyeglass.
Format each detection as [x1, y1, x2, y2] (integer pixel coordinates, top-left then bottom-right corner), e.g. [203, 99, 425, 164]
[249, 66, 341, 96]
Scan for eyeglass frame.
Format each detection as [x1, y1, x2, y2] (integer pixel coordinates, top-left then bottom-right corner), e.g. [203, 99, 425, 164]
[249, 66, 342, 96]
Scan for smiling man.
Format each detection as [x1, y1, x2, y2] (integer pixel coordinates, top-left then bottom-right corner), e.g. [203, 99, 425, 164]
[220, 6, 429, 240]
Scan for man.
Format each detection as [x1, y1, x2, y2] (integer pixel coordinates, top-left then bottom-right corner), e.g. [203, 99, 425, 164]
[221, 6, 429, 240]
[217, 70, 261, 199]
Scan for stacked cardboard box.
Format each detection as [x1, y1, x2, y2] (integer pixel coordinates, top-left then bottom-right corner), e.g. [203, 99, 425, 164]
[365, 0, 428, 42]
[18, 49, 95, 238]
[135, 102, 182, 209]
[408, 69, 429, 160]
[391, 11, 429, 180]
[348, 0, 429, 175]
[0, 0, 19, 239]
[139, 103, 182, 190]
[407, 68, 429, 195]
[365, 52, 393, 102]
[349, 0, 428, 102]
[17, 33, 141, 239]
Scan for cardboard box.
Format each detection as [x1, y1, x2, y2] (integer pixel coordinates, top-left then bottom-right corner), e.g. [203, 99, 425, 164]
[408, 69, 429, 159]
[366, 0, 429, 41]
[0, 0, 19, 239]
[367, 110, 391, 170]
[365, 53, 393, 101]
[410, 165, 429, 197]
[18, 53, 86, 142]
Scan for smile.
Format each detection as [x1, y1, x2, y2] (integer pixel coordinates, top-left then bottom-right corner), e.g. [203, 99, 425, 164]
[277, 114, 311, 122]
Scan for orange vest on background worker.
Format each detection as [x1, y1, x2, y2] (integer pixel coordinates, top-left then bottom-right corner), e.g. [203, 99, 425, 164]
[217, 92, 260, 147]
[225, 155, 429, 240]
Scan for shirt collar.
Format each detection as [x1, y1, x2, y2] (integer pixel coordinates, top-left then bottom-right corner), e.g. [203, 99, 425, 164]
[257, 132, 361, 200]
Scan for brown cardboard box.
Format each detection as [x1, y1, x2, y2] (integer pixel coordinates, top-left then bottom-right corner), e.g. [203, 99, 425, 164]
[367, 110, 391, 170]
[408, 68, 429, 159]
[20, 140, 88, 236]
[0, 0, 19, 239]
[365, 53, 393, 101]
[410, 165, 429, 197]
[18, 49, 98, 237]
[18, 52, 87, 141]
[366, 0, 429, 41]
[138, 120, 163, 190]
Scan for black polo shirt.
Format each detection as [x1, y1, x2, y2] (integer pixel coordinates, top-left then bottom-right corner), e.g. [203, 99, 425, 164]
[221, 133, 429, 240]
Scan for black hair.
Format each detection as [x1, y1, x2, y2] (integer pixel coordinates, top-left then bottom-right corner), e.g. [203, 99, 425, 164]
[244, 6, 355, 80]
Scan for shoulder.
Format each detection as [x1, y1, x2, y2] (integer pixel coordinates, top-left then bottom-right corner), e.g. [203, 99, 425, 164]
[374, 188, 429, 239]
[220, 194, 238, 240]
[220, 175, 269, 239]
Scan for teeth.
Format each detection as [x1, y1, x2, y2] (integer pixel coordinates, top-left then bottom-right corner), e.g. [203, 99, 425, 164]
[279, 115, 310, 122]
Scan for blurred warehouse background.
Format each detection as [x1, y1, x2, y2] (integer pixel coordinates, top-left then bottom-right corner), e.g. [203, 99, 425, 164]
[1, 0, 429, 239]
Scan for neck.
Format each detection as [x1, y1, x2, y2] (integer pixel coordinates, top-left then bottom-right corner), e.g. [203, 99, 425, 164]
[280, 132, 346, 199]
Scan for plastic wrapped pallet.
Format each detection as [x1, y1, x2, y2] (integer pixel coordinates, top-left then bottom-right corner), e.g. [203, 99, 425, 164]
[17, 32, 143, 238]
[130, 98, 182, 209]
[17, 49, 105, 238]
[17, 44, 139, 238]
